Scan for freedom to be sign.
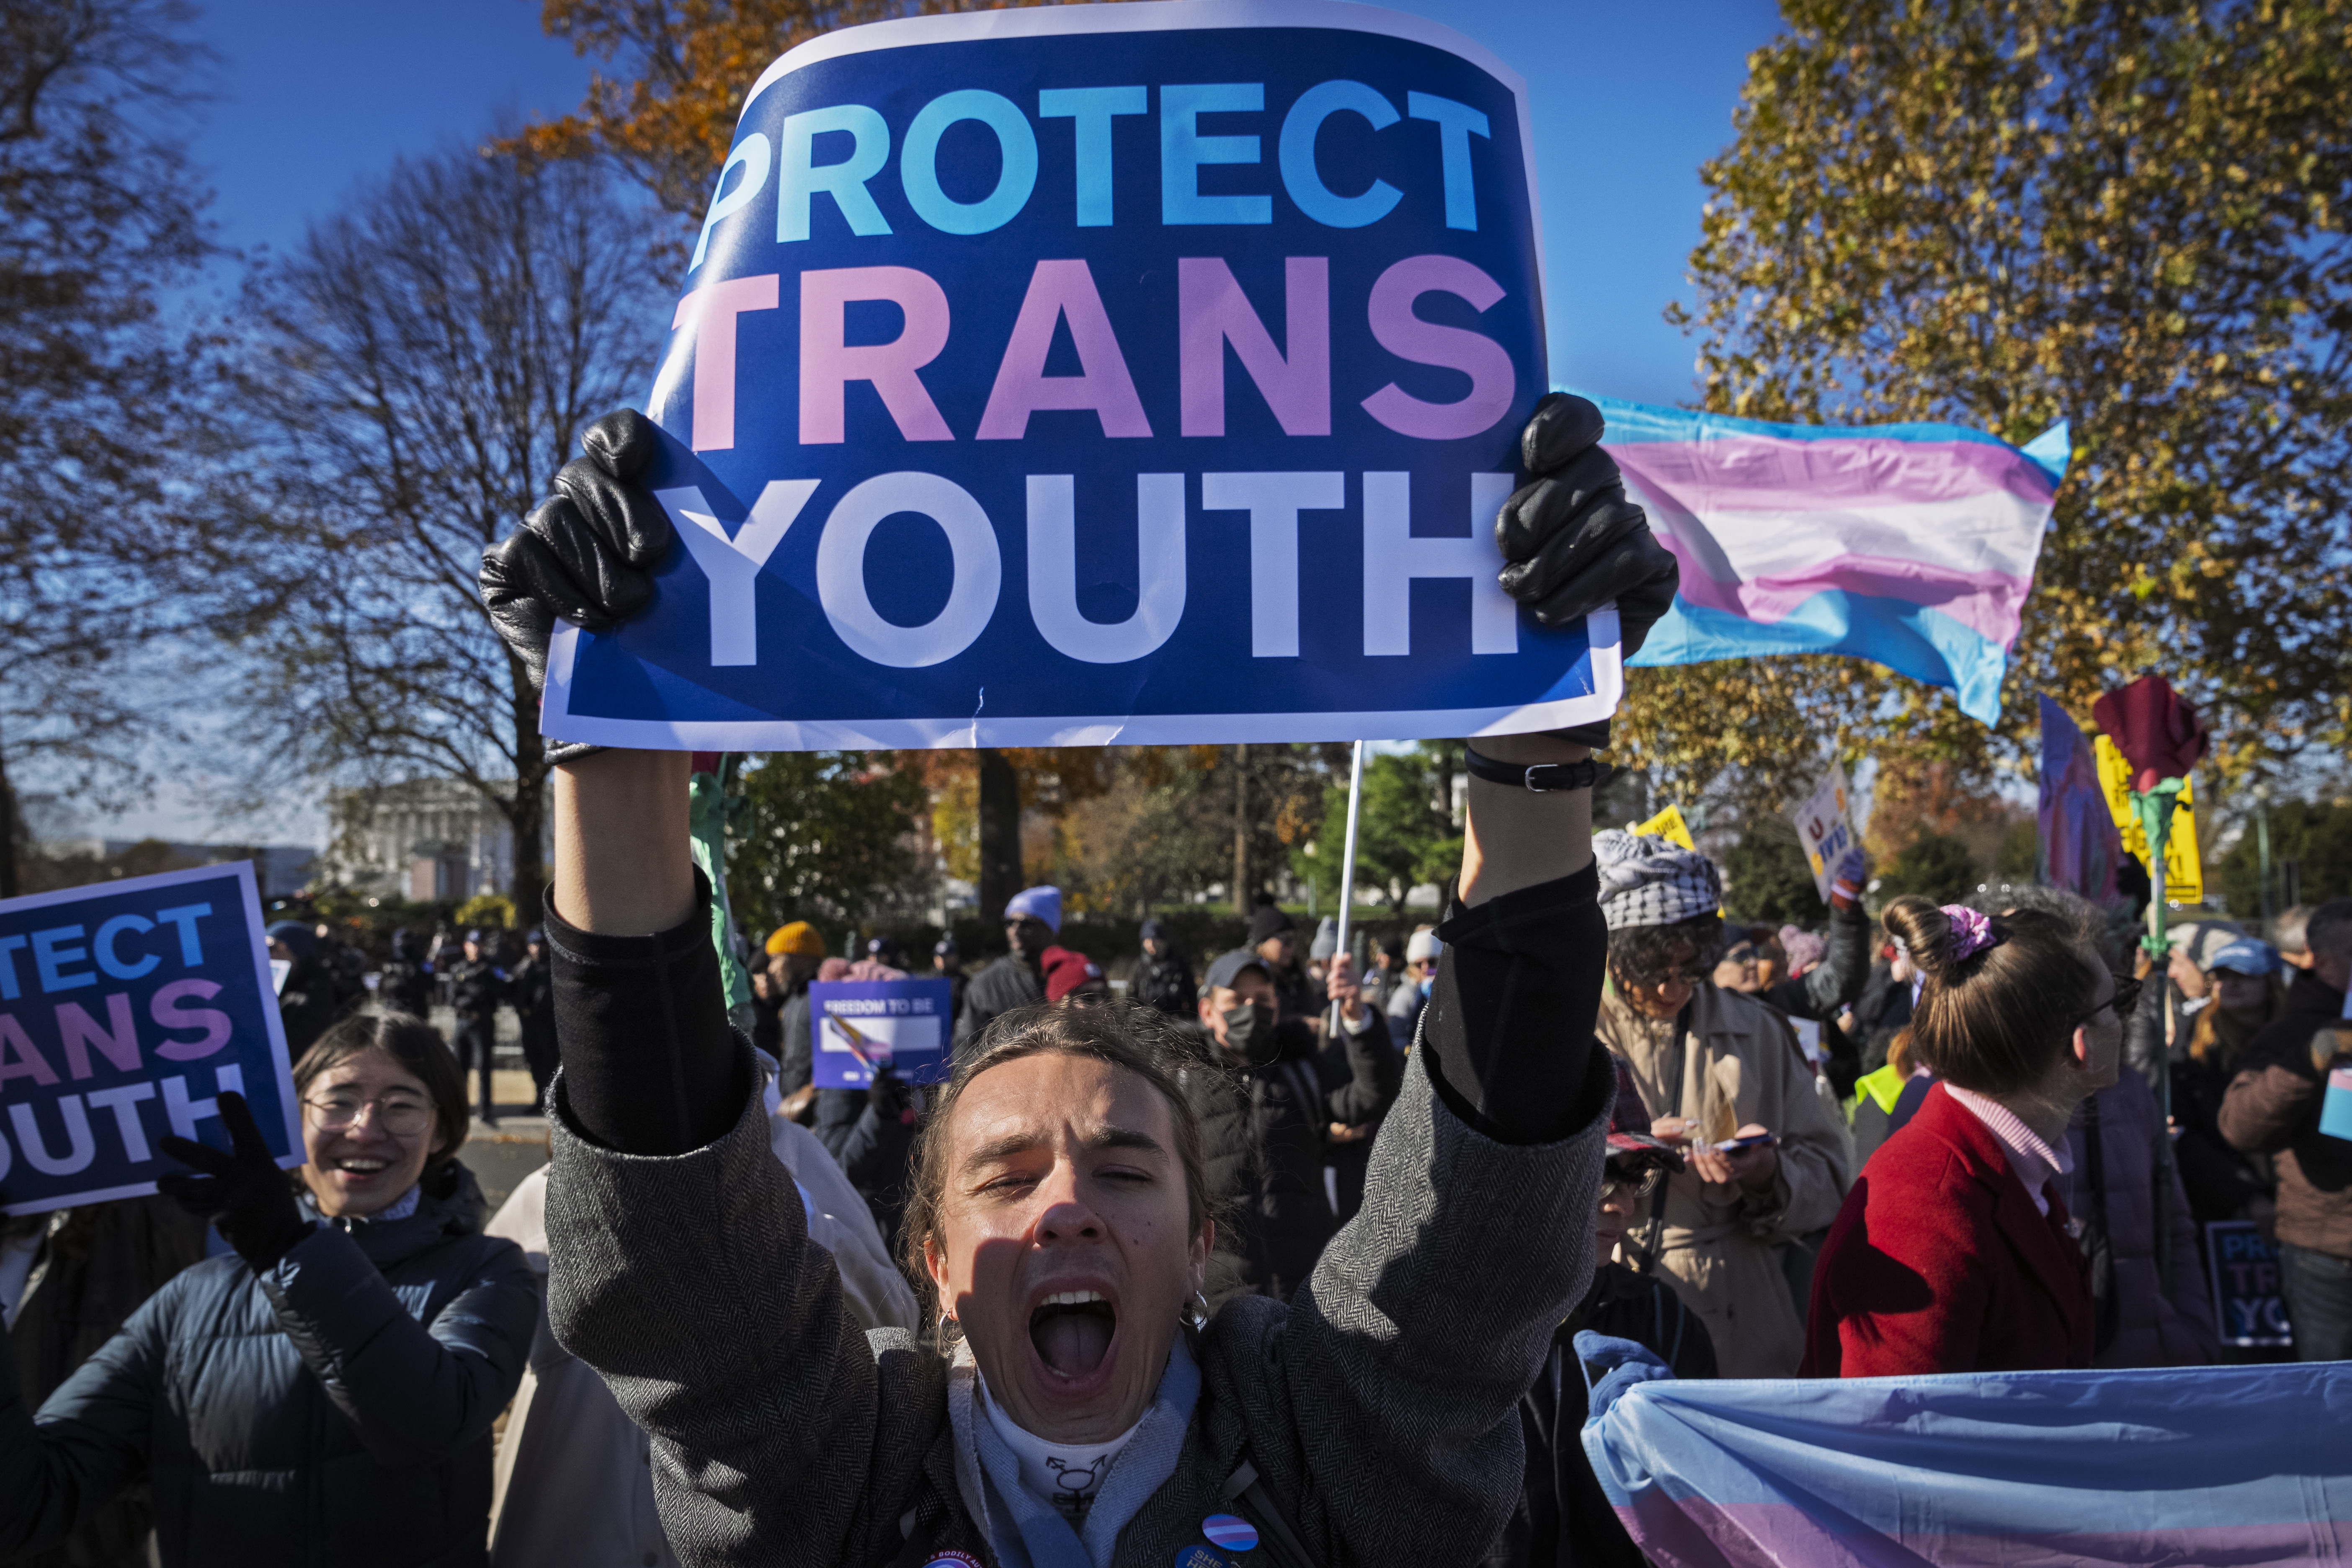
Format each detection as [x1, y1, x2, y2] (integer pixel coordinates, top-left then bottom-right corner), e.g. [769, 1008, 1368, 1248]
[542, 0, 1620, 750]
[0, 863, 301, 1215]
[811, 978, 955, 1089]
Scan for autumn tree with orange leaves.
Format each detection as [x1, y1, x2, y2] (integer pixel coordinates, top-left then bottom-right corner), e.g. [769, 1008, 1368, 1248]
[506, 1, 1100, 246]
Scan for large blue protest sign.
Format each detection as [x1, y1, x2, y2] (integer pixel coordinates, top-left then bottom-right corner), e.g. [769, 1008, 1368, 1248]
[542, 0, 1618, 750]
[810, 979, 955, 1088]
[2205, 1220, 2293, 1349]
[0, 863, 300, 1215]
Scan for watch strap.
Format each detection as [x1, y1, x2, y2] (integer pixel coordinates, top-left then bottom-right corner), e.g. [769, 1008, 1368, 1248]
[1462, 745, 1604, 793]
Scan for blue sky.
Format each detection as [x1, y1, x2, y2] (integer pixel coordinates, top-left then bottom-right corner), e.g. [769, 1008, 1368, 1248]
[100, 0, 1783, 845]
[186, 0, 1781, 403]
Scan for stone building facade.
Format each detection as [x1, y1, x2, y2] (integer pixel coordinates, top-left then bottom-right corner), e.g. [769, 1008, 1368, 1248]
[324, 778, 544, 902]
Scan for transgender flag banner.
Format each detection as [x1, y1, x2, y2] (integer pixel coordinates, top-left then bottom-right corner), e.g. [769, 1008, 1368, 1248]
[2039, 694, 2124, 905]
[1591, 396, 2070, 725]
[1583, 1362, 2352, 1568]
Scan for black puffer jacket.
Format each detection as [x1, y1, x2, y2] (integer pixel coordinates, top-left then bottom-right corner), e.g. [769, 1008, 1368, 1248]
[0, 1165, 537, 1568]
[1187, 1012, 1402, 1304]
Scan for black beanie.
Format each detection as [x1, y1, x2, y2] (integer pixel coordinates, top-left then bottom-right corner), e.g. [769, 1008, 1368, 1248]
[1246, 902, 1295, 944]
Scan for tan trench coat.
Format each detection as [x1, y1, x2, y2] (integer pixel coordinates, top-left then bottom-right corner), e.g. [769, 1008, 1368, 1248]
[1599, 982, 1852, 1377]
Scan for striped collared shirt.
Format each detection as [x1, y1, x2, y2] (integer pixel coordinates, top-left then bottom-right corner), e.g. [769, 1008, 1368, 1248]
[1942, 1085, 2074, 1217]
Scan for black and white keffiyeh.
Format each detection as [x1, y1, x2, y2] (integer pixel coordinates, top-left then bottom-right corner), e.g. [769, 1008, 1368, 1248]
[1593, 830, 1722, 930]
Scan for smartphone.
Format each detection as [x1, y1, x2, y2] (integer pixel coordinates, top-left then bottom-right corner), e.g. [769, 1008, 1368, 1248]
[1705, 1132, 1778, 1153]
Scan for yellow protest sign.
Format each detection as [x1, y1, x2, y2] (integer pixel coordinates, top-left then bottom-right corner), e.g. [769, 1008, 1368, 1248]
[2093, 735, 2203, 902]
[1634, 804, 1697, 852]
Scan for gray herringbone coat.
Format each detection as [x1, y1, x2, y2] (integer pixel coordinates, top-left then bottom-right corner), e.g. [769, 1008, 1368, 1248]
[544, 1044, 1605, 1567]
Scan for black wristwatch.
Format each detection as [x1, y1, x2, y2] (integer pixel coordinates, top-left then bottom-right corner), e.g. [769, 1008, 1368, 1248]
[1462, 745, 1604, 793]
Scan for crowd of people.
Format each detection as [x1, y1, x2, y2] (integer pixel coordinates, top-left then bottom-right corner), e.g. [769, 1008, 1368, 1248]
[3, 395, 2347, 1568]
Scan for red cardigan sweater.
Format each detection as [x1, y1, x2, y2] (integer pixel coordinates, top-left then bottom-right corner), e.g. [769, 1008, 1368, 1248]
[1803, 1082, 2093, 1376]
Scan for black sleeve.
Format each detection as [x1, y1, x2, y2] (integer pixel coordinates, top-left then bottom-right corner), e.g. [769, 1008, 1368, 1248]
[1322, 1006, 1402, 1126]
[544, 870, 744, 1155]
[814, 1088, 917, 1196]
[0, 1310, 155, 1558]
[812, 1088, 876, 1170]
[1666, 1281, 1720, 1380]
[779, 991, 813, 1093]
[2124, 982, 2174, 1091]
[1419, 862, 1612, 1145]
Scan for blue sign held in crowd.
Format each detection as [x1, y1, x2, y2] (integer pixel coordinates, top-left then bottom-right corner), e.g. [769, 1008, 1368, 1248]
[810, 977, 955, 1089]
[2204, 1219, 2293, 1349]
[0, 863, 300, 1215]
[542, 0, 1619, 751]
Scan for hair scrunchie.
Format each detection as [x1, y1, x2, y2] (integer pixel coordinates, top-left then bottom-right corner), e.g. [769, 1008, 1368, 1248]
[1941, 905, 2000, 962]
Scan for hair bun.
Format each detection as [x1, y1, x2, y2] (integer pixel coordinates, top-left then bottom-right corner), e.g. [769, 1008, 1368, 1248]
[1882, 895, 1954, 979]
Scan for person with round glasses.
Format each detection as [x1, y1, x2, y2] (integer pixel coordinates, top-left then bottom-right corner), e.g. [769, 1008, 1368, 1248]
[1589, 831, 1853, 1379]
[0, 1013, 536, 1565]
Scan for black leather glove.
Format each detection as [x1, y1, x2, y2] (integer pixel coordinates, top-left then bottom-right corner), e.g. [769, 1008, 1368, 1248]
[479, 409, 676, 766]
[156, 1091, 314, 1274]
[1495, 392, 1681, 658]
[868, 1065, 916, 1127]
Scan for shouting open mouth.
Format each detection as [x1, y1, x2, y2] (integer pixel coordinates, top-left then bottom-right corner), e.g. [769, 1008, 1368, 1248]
[1029, 1287, 1119, 1385]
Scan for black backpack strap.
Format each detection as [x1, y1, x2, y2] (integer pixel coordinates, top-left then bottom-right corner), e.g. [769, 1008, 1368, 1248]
[1221, 1457, 1321, 1568]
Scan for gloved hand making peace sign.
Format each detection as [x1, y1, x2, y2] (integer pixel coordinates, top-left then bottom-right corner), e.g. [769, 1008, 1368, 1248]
[156, 1091, 313, 1274]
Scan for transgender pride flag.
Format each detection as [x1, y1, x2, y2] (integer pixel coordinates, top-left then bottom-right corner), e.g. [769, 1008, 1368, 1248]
[1583, 1362, 2352, 1567]
[1591, 396, 2071, 725]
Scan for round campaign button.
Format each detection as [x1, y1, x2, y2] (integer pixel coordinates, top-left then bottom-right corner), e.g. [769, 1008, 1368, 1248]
[924, 1555, 983, 1568]
[1173, 1545, 1228, 1568]
[1202, 1515, 1260, 1553]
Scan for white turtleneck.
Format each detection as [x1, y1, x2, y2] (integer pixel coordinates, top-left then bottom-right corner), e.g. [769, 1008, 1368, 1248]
[977, 1376, 1139, 1522]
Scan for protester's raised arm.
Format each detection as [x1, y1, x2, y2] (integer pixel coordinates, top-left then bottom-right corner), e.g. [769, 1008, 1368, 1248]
[552, 750, 694, 935]
[1320, 954, 1402, 1125]
[1415, 729, 1612, 1147]
[1414, 387, 1680, 1142]
[482, 416, 936, 1568]
[1457, 731, 1596, 905]
[1278, 736, 1616, 1565]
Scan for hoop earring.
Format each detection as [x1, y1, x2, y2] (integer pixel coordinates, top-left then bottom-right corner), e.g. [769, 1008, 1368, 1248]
[1185, 1290, 1210, 1331]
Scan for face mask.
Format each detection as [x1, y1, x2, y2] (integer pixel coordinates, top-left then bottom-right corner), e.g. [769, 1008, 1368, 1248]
[1220, 1002, 1278, 1066]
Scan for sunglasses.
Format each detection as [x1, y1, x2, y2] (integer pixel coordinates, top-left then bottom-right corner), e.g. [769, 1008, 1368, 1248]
[1600, 1163, 1669, 1206]
[2066, 975, 2142, 1032]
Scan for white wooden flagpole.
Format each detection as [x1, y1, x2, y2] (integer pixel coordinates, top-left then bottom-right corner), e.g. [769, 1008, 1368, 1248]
[1330, 739, 1366, 1033]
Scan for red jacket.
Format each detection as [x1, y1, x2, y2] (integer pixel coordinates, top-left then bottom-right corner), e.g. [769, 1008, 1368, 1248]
[1802, 1082, 2094, 1377]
